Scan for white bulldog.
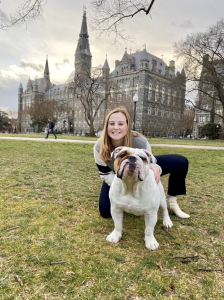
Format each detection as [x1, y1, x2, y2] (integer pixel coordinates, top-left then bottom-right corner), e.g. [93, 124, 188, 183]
[107, 146, 173, 250]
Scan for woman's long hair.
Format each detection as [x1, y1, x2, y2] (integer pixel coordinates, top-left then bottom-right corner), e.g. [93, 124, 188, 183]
[99, 106, 138, 162]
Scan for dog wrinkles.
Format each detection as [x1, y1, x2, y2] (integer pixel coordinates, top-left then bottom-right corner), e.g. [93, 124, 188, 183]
[107, 147, 173, 250]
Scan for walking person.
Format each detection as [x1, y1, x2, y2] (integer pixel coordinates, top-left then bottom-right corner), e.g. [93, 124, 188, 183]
[45, 117, 57, 139]
[94, 106, 190, 219]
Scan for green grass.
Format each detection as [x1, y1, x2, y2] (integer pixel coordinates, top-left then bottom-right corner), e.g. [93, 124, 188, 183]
[0, 140, 224, 299]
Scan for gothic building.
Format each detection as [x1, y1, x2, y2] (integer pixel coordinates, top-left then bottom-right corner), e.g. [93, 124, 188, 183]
[193, 56, 223, 137]
[18, 10, 186, 135]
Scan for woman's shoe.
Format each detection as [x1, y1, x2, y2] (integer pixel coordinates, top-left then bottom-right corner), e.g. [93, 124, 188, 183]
[166, 195, 190, 218]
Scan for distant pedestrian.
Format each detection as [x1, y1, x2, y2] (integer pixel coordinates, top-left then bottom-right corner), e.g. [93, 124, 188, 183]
[45, 117, 57, 139]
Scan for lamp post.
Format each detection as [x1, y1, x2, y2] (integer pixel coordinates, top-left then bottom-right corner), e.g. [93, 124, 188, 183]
[133, 92, 138, 130]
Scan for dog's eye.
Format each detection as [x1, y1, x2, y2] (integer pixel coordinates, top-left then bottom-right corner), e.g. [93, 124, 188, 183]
[119, 154, 126, 159]
[140, 156, 146, 161]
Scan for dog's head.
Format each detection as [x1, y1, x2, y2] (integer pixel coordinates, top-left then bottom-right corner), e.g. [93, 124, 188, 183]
[112, 147, 156, 182]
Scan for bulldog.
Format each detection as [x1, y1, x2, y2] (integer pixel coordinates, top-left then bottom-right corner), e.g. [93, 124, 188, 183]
[107, 146, 173, 250]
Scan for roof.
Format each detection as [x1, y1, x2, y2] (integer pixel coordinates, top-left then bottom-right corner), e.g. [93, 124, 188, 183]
[77, 10, 91, 56]
[45, 83, 70, 95]
[110, 49, 175, 78]
[44, 57, 49, 75]
[102, 57, 110, 69]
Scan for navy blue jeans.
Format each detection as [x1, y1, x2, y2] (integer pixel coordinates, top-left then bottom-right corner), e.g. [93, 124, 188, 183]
[46, 129, 57, 139]
[98, 154, 188, 218]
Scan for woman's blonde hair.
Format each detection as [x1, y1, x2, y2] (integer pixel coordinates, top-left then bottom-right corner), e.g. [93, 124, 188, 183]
[99, 106, 139, 162]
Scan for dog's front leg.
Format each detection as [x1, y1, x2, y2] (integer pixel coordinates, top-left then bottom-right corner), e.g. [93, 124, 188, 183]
[106, 207, 123, 243]
[144, 214, 159, 250]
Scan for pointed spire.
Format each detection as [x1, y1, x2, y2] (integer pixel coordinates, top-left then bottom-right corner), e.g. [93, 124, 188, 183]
[103, 55, 110, 69]
[33, 77, 38, 92]
[19, 82, 23, 89]
[77, 9, 91, 56]
[26, 76, 32, 88]
[44, 55, 49, 76]
[181, 67, 186, 77]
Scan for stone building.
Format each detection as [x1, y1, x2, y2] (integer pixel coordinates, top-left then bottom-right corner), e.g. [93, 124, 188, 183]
[193, 57, 223, 137]
[18, 10, 186, 135]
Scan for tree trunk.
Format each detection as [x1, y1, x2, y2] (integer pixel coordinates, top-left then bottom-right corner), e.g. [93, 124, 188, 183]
[210, 98, 215, 123]
[89, 120, 96, 137]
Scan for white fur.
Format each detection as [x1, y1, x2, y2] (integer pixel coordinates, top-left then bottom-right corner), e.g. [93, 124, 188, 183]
[107, 147, 173, 250]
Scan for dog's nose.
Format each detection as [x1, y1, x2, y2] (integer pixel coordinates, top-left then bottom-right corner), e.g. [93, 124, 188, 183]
[129, 156, 136, 162]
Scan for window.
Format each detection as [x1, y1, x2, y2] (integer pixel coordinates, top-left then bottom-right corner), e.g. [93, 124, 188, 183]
[155, 85, 159, 102]
[168, 89, 171, 104]
[148, 85, 152, 100]
[199, 116, 206, 122]
[216, 109, 222, 115]
[162, 88, 165, 103]
[147, 107, 151, 115]
[202, 105, 208, 109]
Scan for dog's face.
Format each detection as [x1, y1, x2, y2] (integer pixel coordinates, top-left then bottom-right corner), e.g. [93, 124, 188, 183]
[112, 147, 156, 182]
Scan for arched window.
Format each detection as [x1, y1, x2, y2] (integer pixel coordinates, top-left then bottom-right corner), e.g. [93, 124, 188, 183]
[155, 85, 159, 102]
[148, 84, 152, 100]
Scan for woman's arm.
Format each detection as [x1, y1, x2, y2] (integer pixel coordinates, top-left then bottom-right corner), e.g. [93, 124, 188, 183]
[146, 140, 161, 183]
[94, 146, 115, 186]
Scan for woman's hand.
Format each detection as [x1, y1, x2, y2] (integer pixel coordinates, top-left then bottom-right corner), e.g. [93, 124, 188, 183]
[149, 166, 160, 184]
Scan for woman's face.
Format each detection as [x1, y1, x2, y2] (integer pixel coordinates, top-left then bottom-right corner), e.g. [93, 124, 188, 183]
[107, 112, 128, 145]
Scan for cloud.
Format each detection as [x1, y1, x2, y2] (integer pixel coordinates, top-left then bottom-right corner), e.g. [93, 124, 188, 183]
[55, 58, 71, 70]
[20, 59, 44, 72]
[179, 20, 194, 29]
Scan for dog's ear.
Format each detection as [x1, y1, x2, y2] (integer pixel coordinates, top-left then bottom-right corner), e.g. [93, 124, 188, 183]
[111, 147, 125, 159]
[143, 150, 157, 164]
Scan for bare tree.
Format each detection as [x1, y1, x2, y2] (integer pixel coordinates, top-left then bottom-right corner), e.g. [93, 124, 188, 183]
[4, 108, 18, 131]
[181, 114, 194, 136]
[105, 83, 134, 117]
[90, 0, 156, 44]
[24, 94, 73, 132]
[0, 110, 9, 131]
[0, 0, 46, 30]
[72, 66, 119, 136]
[173, 18, 224, 136]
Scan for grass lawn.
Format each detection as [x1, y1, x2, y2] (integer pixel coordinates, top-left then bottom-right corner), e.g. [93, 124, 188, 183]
[1, 132, 224, 147]
[0, 140, 224, 299]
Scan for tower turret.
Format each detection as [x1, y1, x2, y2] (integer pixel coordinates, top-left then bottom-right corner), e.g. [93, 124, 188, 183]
[102, 55, 110, 77]
[33, 77, 38, 92]
[26, 77, 33, 92]
[44, 56, 51, 91]
[75, 9, 92, 74]
[18, 82, 23, 132]
[18, 82, 23, 94]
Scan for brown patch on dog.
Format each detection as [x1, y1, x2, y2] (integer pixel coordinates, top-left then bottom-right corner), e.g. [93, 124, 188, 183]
[114, 150, 132, 173]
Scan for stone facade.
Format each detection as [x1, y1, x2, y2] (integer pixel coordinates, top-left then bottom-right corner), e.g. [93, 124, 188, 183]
[18, 10, 186, 135]
[193, 58, 223, 137]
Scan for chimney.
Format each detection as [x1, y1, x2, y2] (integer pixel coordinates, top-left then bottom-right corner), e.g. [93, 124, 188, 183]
[152, 60, 157, 72]
[115, 60, 120, 69]
[165, 66, 169, 77]
[169, 60, 175, 73]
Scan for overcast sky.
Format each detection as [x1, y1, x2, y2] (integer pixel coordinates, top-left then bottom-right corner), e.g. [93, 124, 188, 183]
[1, 0, 224, 110]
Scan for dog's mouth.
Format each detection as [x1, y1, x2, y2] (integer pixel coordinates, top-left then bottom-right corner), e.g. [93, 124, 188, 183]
[117, 162, 144, 181]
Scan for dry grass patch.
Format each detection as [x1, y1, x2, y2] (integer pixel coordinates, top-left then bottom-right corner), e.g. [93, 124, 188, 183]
[0, 140, 223, 299]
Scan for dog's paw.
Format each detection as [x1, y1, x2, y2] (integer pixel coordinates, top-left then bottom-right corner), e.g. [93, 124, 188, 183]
[145, 236, 159, 250]
[106, 230, 122, 243]
[163, 216, 173, 229]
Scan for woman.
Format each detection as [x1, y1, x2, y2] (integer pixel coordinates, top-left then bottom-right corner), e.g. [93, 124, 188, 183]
[94, 107, 190, 219]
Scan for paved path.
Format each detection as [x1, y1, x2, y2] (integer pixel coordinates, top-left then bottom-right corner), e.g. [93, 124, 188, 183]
[1, 136, 224, 150]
